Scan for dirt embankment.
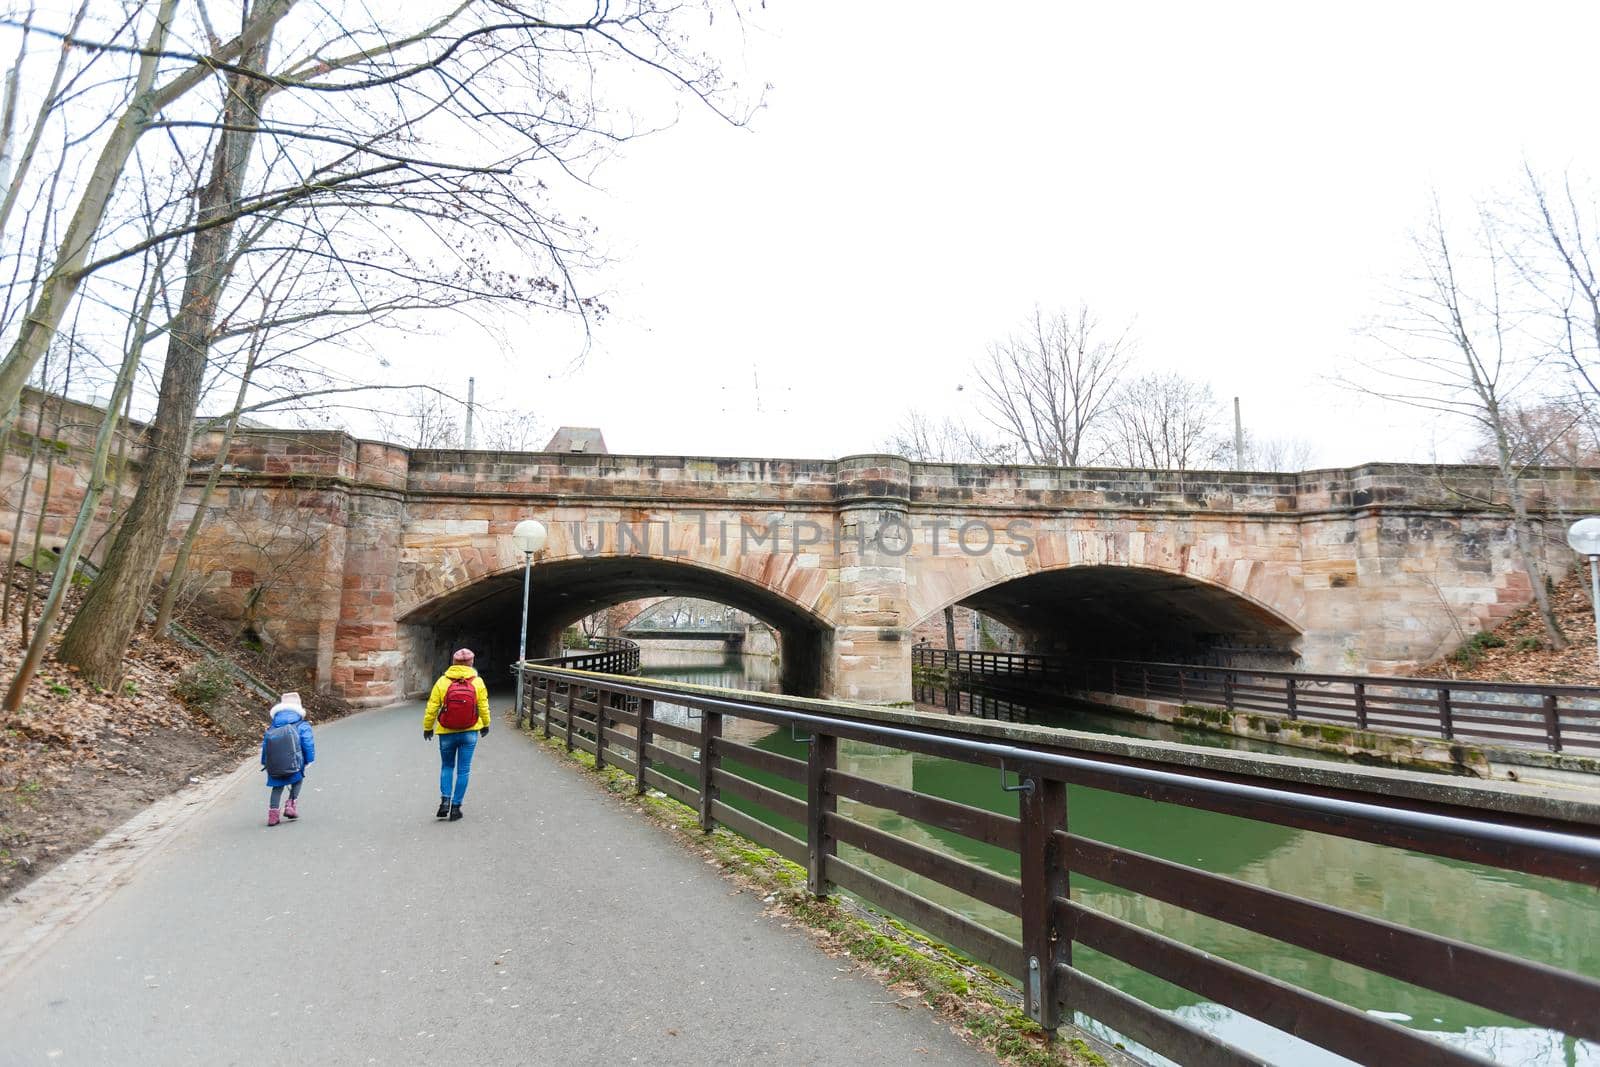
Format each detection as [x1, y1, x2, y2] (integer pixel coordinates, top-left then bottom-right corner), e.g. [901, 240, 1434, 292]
[0, 563, 352, 896]
[1421, 569, 1600, 686]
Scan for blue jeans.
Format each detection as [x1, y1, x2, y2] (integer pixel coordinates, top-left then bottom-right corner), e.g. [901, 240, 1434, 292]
[438, 731, 479, 803]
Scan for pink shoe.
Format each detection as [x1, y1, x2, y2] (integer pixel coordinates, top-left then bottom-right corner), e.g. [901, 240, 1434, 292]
[267, 807, 281, 827]
[283, 798, 299, 820]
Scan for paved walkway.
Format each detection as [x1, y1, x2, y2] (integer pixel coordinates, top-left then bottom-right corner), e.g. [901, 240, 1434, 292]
[0, 700, 989, 1066]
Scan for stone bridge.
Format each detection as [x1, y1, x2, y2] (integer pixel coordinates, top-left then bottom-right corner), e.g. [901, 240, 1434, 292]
[6, 391, 1598, 705]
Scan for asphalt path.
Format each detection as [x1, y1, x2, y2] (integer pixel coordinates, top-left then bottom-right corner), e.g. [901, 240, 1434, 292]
[0, 699, 990, 1066]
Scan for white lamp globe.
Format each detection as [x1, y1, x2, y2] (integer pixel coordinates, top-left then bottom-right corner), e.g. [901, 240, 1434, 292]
[513, 519, 548, 555]
[1566, 517, 1600, 557]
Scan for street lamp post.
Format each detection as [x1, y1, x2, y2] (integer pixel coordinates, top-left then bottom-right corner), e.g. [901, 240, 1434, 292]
[512, 519, 548, 726]
[1566, 517, 1600, 666]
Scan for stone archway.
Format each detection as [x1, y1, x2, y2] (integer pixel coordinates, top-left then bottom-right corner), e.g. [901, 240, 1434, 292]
[396, 554, 834, 697]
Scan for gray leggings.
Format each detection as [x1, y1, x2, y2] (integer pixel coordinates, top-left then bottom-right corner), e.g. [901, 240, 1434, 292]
[269, 780, 303, 807]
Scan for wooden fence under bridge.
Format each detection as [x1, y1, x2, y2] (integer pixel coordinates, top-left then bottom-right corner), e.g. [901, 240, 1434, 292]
[515, 662, 1600, 1067]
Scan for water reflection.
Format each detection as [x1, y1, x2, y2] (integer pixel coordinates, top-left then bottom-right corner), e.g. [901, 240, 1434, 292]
[636, 662, 1597, 1065]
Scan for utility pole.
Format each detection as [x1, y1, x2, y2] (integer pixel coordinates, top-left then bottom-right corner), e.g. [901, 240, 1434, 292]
[464, 377, 475, 449]
[1233, 396, 1244, 471]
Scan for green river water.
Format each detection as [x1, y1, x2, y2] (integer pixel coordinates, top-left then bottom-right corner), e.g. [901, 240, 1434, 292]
[636, 649, 1598, 1067]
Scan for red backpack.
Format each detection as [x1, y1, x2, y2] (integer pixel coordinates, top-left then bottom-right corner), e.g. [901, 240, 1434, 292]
[438, 675, 479, 729]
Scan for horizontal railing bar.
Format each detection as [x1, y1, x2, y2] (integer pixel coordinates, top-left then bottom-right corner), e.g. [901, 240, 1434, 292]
[713, 737, 806, 782]
[641, 766, 698, 808]
[827, 768, 1022, 852]
[643, 742, 698, 778]
[1057, 965, 1270, 1067]
[1061, 832, 1600, 1038]
[824, 855, 1022, 978]
[1062, 901, 1497, 1067]
[826, 811, 1021, 914]
[712, 768, 806, 823]
[709, 800, 807, 865]
[642, 717, 701, 747]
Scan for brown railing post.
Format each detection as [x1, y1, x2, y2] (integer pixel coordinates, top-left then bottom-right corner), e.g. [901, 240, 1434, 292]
[1223, 673, 1235, 712]
[564, 685, 575, 751]
[635, 698, 654, 792]
[1438, 687, 1453, 740]
[1285, 677, 1298, 720]
[1142, 665, 1149, 698]
[543, 679, 555, 739]
[1178, 668, 1187, 704]
[1354, 682, 1367, 731]
[698, 710, 722, 832]
[806, 733, 837, 898]
[1018, 773, 1068, 1031]
[594, 692, 609, 771]
[1543, 693, 1562, 752]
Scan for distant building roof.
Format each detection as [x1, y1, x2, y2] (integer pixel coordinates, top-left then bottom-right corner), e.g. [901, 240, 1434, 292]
[543, 426, 608, 454]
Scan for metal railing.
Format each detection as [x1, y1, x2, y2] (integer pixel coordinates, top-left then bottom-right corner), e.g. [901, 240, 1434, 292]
[517, 663, 1600, 1066]
[1083, 659, 1600, 755]
[913, 646, 1056, 677]
[525, 636, 641, 676]
[912, 647, 1600, 755]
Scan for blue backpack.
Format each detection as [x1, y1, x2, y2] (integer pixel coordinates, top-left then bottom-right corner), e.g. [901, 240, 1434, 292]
[263, 722, 304, 778]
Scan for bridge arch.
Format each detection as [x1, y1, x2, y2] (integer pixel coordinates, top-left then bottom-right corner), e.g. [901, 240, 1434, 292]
[914, 563, 1304, 667]
[397, 554, 833, 697]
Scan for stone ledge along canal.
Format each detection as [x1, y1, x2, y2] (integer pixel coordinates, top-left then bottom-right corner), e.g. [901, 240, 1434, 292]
[635, 648, 1597, 1067]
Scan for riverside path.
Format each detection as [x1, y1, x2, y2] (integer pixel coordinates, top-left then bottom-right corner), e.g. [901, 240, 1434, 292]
[0, 700, 990, 1066]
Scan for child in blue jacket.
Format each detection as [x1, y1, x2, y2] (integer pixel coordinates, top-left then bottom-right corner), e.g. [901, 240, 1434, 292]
[260, 692, 316, 826]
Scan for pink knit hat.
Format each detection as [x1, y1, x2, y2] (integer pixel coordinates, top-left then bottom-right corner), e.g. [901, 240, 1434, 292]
[452, 648, 475, 665]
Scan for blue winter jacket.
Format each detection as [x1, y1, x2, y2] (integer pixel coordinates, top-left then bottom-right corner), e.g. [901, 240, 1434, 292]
[261, 706, 316, 787]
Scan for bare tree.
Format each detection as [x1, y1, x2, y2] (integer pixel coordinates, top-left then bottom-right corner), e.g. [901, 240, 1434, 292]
[1104, 372, 1230, 470]
[1354, 198, 1568, 649]
[477, 408, 542, 452]
[879, 409, 1009, 463]
[0, 0, 296, 422]
[1515, 167, 1600, 417]
[58, 4, 285, 685]
[974, 304, 1133, 466]
[1462, 397, 1598, 469]
[1236, 431, 1318, 472]
[49, 1, 759, 686]
[376, 388, 464, 449]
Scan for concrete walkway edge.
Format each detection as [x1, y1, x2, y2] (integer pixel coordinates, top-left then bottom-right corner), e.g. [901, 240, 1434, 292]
[0, 755, 256, 985]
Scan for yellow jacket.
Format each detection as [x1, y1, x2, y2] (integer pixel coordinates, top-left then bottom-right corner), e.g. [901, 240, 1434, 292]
[423, 665, 491, 733]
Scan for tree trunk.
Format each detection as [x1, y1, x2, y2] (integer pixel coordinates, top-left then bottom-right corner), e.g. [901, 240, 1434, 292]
[57, 21, 278, 687]
[2, 384, 45, 625]
[1500, 464, 1567, 650]
[153, 346, 259, 636]
[4, 306, 145, 711]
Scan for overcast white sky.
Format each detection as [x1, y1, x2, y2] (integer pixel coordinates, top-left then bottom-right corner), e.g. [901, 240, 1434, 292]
[374, 1, 1600, 467]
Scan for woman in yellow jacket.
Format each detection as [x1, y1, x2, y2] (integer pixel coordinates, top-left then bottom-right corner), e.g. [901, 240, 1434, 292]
[422, 648, 491, 821]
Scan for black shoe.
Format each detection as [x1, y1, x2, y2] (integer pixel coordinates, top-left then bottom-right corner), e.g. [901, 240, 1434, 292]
[436, 797, 450, 819]
[448, 804, 463, 822]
